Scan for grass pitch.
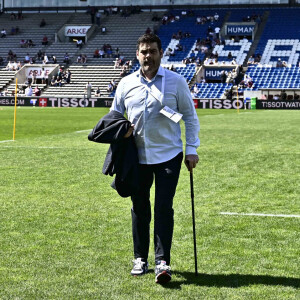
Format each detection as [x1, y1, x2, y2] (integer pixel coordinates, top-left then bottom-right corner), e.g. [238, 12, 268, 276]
[0, 107, 299, 299]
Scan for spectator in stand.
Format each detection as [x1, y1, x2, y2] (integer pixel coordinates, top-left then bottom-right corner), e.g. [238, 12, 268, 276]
[25, 85, 33, 96]
[247, 55, 255, 65]
[11, 27, 16, 35]
[63, 53, 70, 64]
[280, 90, 287, 100]
[77, 54, 82, 63]
[76, 39, 83, 49]
[7, 50, 17, 61]
[106, 81, 113, 93]
[110, 79, 117, 90]
[43, 54, 49, 64]
[6, 61, 14, 71]
[99, 49, 105, 58]
[52, 55, 57, 64]
[24, 53, 30, 63]
[50, 76, 56, 86]
[93, 49, 100, 58]
[1, 29, 7, 38]
[55, 76, 63, 87]
[82, 54, 87, 63]
[34, 85, 41, 96]
[145, 27, 152, 34]
[65, 69, 72, 84]
[0, 56, 4, 66]
[94, 86, 101, 97]
[42, 35, 48, 45]
[40, 18, 46, 27]
[31, 71, 37, 84]
[17, 11, 23, 20]
[214, 12, 219, 21]
[37, 49, 43, 60]
[228, 51, 233, 60]
[27, 39, 34, 47]
[10, 12, 16, 20]
[254, 54, 261, 64]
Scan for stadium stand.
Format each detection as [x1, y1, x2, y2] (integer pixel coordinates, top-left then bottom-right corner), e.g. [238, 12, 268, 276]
[0, 6, 300, 100]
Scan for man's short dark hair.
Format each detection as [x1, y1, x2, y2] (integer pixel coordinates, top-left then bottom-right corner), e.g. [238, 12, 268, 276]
[136, 33, 162, 51]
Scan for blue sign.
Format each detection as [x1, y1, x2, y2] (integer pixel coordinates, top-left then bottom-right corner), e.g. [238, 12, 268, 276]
[227, 25, 254, 36]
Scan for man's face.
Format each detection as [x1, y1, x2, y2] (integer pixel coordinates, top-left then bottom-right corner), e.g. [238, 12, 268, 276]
[136, 42, 163, 76]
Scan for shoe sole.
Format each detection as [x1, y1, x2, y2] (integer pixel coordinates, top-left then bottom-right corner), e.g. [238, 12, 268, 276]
[155, 271, 171, 284]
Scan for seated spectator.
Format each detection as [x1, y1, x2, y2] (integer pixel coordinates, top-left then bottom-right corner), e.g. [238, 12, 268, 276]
[101, 26, 106, 34]
[1, 29, 7, 38]
[106, 82, 113, 92]
[199, 76, 206, 83]
[94, 87, 101, 97]
[37, 49, 43, 60]
[93, 49, 100, 58]
[254, 54, 261, 64]
[10, 12, 16, 20]
[82, 54, 87, 63]
[50, 76, 56, 86]
[25, 85, 33, 96]
[276, 58, 283, 67]
[145, 27, 152, 34]
[34, 85, 41, 96]
[6, 61, 14, 71]
[55, 76, 63, 87]
[24, 53, 30, 63]
[99, 49, 105, 58]
[40, 19, 46, 27]
[0, 56, 4, 66]
[65, 69, 72, 83]
[228, 51, 233, 60]
[42, 36, 48, 45]
[52, 55, 57, 64]
[27, 39, 34, 47]
[77, 54, 82, 63]
[15, 26, 20, 34]
[110, 79, 117, 89]
[17, 61, 22, 69]
[11, 27, 16, 35]
[17, 11, 23, 20]
[20, 39, 27, 48]
[43, 54, 49, 64]
[63, 52, 70, 64]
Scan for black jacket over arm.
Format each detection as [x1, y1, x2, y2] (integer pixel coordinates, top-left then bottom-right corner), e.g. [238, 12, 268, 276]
[88, 110, 139, 197]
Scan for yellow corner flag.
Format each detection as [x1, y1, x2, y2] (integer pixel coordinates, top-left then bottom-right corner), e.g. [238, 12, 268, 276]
[13, 78, 18, 140]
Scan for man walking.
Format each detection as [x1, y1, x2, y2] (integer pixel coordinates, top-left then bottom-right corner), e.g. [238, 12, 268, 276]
[110, 33, 200, 284]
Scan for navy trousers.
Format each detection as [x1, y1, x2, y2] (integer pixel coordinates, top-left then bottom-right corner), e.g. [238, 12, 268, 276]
[131, 152, 183, 265]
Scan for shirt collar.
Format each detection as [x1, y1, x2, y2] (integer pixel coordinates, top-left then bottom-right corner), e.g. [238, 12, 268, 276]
[138, 65, 165, 83]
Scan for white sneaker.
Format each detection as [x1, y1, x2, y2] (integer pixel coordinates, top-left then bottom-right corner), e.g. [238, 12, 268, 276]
[131, 258, 148, 276]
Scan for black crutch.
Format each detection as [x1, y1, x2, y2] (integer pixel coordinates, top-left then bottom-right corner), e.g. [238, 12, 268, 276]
[190, 169, 198, 276]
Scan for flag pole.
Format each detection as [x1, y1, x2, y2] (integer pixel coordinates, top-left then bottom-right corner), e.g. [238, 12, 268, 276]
[13, 78, 18, 141]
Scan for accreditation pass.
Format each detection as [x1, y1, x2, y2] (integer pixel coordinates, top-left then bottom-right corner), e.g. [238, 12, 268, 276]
[160, 106, 183, 123]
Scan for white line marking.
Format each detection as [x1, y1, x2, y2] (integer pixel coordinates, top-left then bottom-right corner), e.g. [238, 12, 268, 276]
[75, 129, 92, 133]
[0, 145, 64, 149]
[220, 212, 300, 218]
[0, 140, 14, 143]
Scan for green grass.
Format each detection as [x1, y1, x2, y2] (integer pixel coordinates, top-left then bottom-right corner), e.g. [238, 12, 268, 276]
[0, 107, 299, 299]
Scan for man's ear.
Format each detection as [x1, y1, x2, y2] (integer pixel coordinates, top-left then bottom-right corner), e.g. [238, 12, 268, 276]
[160, 49, 163, 58]
[136, 50, 139, 59]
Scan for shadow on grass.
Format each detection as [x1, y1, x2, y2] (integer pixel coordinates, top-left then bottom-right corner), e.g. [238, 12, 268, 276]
[162, 271, 300, 289]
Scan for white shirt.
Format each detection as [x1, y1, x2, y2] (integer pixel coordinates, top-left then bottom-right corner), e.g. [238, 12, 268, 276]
[111, 66, 200, 164]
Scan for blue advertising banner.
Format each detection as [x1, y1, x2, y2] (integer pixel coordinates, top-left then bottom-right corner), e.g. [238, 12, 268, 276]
[226, 25, 255, 36]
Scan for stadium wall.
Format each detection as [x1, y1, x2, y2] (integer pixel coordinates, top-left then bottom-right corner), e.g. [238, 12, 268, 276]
[1, 97, 299, 109]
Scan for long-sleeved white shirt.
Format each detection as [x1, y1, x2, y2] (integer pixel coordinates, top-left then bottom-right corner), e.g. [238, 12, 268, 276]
[111, 66, 200, 164]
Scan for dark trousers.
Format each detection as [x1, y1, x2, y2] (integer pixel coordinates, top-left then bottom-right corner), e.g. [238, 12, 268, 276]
[131, 152, 183, 265]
